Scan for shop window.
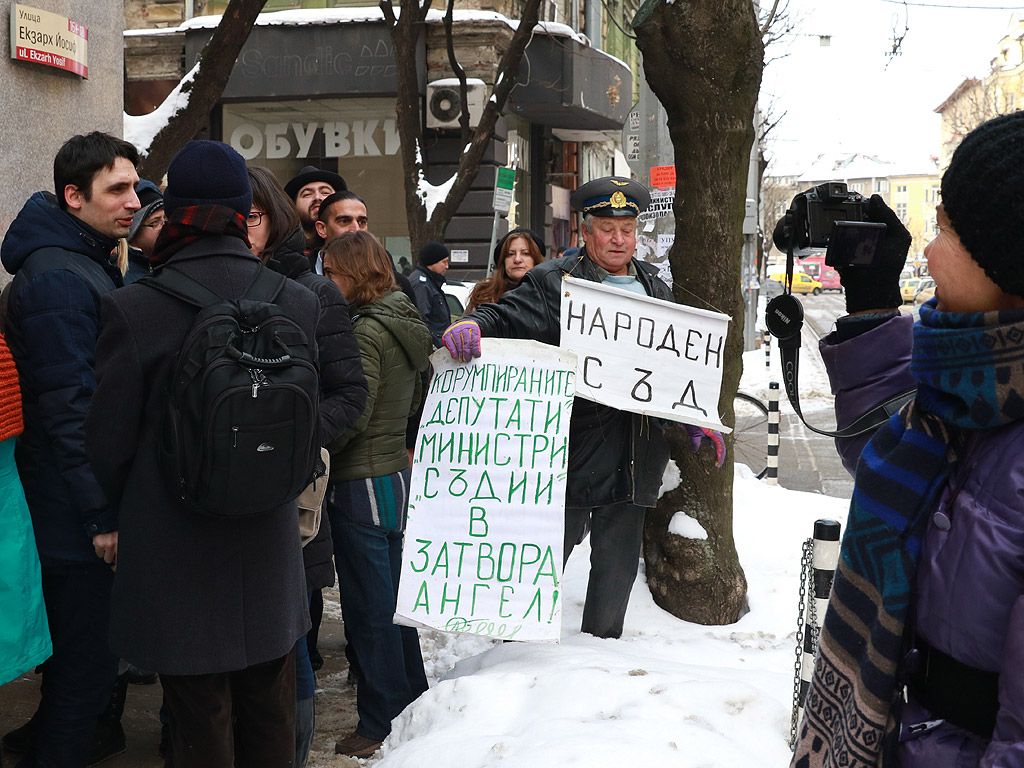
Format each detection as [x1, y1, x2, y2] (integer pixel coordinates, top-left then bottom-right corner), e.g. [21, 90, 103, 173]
[221, 98, 410, 264]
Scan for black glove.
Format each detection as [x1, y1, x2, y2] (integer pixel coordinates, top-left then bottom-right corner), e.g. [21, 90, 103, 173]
[837, 194, 911, 314]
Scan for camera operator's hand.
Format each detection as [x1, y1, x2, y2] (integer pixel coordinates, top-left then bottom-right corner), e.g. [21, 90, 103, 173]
[839, 195, 911, 314]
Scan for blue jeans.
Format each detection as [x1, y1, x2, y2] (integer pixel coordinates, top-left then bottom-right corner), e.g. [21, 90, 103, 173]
[330, 516, 427, 741]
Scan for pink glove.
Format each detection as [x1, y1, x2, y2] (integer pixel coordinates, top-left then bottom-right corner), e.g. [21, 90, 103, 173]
[682, 424, 725, 468]
[443, 320, 482, 362]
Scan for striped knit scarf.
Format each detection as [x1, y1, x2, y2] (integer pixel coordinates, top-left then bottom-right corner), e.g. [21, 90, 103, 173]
[793, 300, 1024, 768]
[149, 205, 250, 268]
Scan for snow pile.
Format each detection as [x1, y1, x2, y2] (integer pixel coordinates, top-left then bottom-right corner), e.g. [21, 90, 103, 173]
[367, 467, 848, 767]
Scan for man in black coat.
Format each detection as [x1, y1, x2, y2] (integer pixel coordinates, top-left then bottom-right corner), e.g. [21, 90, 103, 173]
[85, 141, 318, 767]
[443, 177, 679, 640]
[410, 241, 452, 347]
[0, 131, 140, 766]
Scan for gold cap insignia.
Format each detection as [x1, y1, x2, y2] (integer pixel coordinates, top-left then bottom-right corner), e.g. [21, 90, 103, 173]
[610, 180, 629, 187]
[610, 191, 628, 208]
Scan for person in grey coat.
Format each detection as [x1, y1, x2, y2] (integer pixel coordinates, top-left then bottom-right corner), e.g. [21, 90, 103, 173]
[84, 141, 316, 768]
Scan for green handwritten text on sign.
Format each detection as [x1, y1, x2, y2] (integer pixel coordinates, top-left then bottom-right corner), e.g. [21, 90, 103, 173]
[395, 339, 577, 642]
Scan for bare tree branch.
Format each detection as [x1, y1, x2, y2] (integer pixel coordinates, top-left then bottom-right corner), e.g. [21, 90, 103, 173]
[443, 0, 472, 144]
[139, 0, 268, 181]
[387, 0, 544, 251]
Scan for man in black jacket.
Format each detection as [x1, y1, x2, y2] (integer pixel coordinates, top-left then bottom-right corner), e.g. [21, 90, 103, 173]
[442, 177, 674, 640]
[0, 132, 140, 766]
[410, 241, 452, 347]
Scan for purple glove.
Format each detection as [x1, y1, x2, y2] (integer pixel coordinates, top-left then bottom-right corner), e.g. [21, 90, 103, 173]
[682, 424, 725, 468]
[442, 320, 482, 362]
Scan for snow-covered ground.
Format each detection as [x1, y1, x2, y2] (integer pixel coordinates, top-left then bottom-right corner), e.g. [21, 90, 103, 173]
[349, 345, 849, 768]
[369, 466, 848, 768]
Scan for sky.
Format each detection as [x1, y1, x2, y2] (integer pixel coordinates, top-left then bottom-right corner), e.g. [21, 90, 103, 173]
[305, 344, 842, 767]
[761, 0, 1022, 172]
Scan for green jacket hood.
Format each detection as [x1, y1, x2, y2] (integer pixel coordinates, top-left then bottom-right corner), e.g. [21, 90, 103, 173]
[352, 290, 433, 371]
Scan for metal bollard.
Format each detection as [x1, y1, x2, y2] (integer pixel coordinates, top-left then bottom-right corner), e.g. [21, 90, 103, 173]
[765, 333, 771, 370]
[791, 518, 842, 744]
[766, 382, 780, 486]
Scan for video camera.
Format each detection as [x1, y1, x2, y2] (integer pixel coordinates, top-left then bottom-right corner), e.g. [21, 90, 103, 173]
[773, 182, 885, 268]
[763, 182, 911, 438]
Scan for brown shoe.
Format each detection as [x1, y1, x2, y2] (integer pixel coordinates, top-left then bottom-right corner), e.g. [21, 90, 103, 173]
[335, 731, 383, 758]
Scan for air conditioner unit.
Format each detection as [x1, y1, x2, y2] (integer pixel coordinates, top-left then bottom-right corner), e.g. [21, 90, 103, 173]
[426, 79, 486, 130]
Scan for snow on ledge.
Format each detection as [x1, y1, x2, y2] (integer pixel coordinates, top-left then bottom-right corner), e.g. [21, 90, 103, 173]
[428, 77, 486, 88]
[124, 9, 595, 51]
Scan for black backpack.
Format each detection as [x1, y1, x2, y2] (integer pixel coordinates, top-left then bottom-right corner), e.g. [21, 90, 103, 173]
[140, 267, 321, 518]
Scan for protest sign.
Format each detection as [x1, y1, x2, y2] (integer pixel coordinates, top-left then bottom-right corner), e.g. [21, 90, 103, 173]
[395, 339, 576, 643]
[559, 276, 730, 431]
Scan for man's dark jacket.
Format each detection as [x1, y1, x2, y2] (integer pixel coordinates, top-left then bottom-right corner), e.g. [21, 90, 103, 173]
[466, 249, 672, 509]
[266, 228, 368, 591]
[410, 264, 450, 347]
[0, 191, 123, 565]
[84, 237, 316, 675]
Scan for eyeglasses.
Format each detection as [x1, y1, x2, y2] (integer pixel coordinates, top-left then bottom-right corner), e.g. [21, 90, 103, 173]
[141, 219, 165, 231]
[246, 211, 265, 226]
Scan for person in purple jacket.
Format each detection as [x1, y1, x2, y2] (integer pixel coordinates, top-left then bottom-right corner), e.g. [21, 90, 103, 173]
[792, 111, 1024, 768]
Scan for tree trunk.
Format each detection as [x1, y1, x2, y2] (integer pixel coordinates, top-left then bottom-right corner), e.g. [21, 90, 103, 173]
[632, 0, 763, 625]
[139, 0, 268, 181]
[385, 0, 542, 255]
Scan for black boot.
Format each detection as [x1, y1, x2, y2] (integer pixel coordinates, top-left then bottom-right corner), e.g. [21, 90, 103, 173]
[0, 717, 35, 752]
[89, 674, 128, 765]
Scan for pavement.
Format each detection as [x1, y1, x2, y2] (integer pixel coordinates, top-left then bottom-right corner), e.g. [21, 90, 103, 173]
[0, 588, 360, 768]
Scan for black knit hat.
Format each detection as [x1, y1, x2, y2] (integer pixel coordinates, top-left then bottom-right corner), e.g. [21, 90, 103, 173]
[128, 179, 164, 241]
[942, 111, 1024, 297]
[419, 241, 449, 266]
[163, 141, 252, 218]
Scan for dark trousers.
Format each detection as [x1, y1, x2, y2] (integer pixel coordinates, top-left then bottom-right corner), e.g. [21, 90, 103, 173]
[160, 651, 296, 768]
[563, 502, 646, 639]
[331, 517, 428, 741]
[18, 563, 117, 768]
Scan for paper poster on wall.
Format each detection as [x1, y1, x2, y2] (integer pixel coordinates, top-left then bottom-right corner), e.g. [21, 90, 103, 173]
[395, 340, 576, 643]
[559, 277, 730, 432]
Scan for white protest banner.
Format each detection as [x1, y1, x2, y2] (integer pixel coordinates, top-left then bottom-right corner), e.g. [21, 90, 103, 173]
[559, 276, 730, 431]
[395, 339, 576, 643]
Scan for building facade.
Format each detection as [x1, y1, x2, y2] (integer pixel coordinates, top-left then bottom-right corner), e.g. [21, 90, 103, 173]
[123, 0, 636, 277]
[1, 0, 125, 257]
[935, 14, 1024, 168]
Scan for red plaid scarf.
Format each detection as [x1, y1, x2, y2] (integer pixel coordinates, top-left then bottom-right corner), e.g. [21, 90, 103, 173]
[150, 205, 250, 267]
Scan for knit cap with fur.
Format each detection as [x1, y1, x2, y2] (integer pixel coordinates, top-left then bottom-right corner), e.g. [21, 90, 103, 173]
[941, 111, 1024, 297]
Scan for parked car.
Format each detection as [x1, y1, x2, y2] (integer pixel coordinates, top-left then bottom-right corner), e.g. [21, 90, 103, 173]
[914, 277, 936, 305]
[442, 280, 473, 321]
[768, 272, 822, 295]
[900, 277, 922, 303]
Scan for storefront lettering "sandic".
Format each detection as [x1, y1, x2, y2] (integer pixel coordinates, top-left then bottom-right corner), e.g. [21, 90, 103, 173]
[229, 120, 400, 160]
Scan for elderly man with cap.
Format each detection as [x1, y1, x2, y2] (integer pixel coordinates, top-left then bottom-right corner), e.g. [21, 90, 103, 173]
[125, 179, 164, 284]
[84, 140, 320, 767]
[442, 176, 720, 639]
[284, 165, 347, 255]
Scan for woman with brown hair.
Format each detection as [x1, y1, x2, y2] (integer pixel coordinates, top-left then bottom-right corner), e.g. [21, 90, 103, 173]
[321, 230, 433, 759]
[466, 227, 545, 312]
[246, 166, 368, 768]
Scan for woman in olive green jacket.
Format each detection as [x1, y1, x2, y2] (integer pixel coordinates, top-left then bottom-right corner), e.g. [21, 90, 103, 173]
[321, 231, 433, 759]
